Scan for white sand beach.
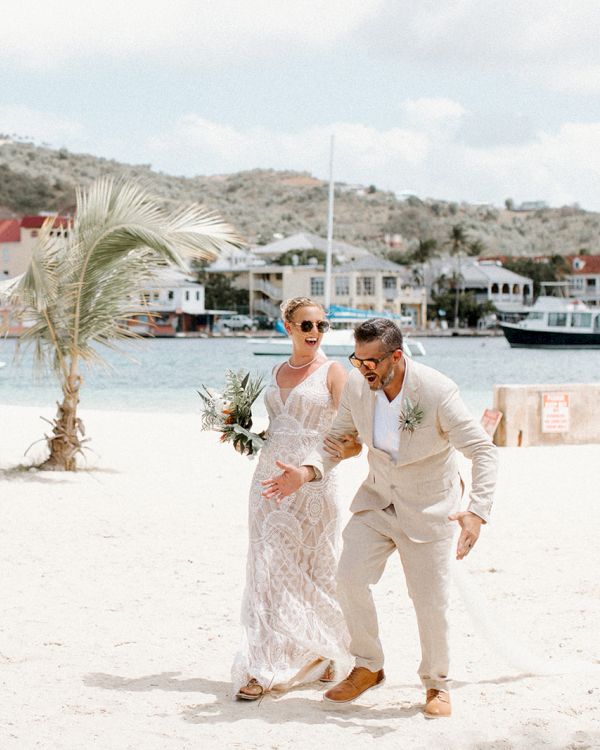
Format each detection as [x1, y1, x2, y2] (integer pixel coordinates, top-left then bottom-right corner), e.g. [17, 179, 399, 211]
[1, 404, 599, 750]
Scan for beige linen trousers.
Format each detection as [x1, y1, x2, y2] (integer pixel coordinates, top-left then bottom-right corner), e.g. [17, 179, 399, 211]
[303, 360, 498, 690]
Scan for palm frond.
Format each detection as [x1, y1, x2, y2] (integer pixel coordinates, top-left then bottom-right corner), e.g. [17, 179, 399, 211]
[14, 176, 241, 371]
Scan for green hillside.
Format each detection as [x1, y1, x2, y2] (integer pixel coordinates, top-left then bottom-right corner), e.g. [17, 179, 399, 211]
[1, 138, 598, 256]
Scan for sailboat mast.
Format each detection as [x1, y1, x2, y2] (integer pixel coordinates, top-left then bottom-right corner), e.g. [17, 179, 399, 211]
[324, 134, 335, 312]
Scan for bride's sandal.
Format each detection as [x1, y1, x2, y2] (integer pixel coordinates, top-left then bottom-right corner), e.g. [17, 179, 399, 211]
[236, 678, 264, 701]
[319, 661, 336, 683]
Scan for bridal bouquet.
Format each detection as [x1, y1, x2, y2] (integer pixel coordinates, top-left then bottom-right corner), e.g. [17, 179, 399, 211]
[198, 370, 266, 457]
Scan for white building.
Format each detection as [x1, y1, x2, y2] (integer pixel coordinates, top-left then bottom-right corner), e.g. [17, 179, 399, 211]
[565, 255, 600, 306]
[246, 253, 427, 327]
[424, 257, 533, 315]
[251, 232, 369, 265]
[134, 267, 210, 335]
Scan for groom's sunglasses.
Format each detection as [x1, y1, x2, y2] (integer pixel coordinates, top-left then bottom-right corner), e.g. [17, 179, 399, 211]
[348, 350, 396, 370]
[291, 320, 330, 333]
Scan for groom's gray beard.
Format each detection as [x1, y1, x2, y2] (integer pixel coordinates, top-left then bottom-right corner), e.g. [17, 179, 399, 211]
[380, 367, 395, 389]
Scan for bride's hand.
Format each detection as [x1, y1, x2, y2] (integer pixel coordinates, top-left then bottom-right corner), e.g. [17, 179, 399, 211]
[323, 433, 362, 460]
[261, 461, 315, 505]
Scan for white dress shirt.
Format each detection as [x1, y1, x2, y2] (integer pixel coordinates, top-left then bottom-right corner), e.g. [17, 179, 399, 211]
[372, 360, 408, 463]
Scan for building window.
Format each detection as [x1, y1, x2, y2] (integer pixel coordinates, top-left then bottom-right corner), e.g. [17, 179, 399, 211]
[571, 278, 584, 290]
[501, 283, 510, 294]
[512, 284, 520, 294]
[310, 277, 325, 296]
[491, 283, 499, 294]
[382, 276, 397, 290]
[168, 290, 174, 300]
[587, 278, 597, 288]
[196, 291, 200, 300]
[356, 276, 375, 295]
[335, 276, 350, 295]
[152, 291, 159, 301]
[548, 313, 567, 327]
[31, 230, 38, 237]
[185, 291, 190, 301]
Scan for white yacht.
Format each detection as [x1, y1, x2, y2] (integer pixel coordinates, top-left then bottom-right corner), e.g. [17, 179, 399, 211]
[500, 295, 600, 348]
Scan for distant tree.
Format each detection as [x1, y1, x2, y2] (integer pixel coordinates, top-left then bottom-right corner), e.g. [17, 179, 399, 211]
[505, 198, 515, 211]
[411, 237, 438, 264]
[445, 224, 471, 330]
[195, 268, 249, 312]
[467, 238, 486, 257]
[385, 249, 412, 266]
[430, 282, 495, 327]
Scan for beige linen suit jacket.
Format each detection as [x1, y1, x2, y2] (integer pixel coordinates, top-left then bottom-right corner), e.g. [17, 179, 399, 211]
[304, 360, 498, 543]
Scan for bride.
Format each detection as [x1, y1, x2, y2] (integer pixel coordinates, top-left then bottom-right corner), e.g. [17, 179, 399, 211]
[232, 297, 361, 700]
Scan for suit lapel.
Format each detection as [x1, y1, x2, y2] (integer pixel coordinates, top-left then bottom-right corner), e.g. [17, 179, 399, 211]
[395, 359, 421, 465]
[364, 379, 377, 447]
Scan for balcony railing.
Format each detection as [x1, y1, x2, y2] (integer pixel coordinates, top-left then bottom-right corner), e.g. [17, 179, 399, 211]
[254, 279, 283, 299]
[253, 297, 280, 317]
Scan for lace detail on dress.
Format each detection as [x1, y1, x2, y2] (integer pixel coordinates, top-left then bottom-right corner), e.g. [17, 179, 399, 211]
[231, 361, 350, 694]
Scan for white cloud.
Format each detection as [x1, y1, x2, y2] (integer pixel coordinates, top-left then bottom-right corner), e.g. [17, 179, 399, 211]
[4, 99, 600, 211]
[144, 104, 600, 210]
[0, 0, 382, 69]
[0, 105, 83, 145]
[355, 1, 600, 91]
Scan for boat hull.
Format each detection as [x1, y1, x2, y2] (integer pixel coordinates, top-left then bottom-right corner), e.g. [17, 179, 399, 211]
[500, 323, 600, 348]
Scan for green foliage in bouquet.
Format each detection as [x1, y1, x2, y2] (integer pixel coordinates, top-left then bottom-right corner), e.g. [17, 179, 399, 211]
[199, 370, 266, 456]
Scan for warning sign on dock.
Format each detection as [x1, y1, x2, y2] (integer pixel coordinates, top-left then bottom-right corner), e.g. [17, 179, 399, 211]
[541, 392, 570, 433]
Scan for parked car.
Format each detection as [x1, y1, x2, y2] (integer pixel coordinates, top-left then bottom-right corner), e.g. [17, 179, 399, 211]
[219, 314, 257, 332]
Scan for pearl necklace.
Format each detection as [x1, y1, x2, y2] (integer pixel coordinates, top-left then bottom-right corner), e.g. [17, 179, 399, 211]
[287, 354, 319, 370]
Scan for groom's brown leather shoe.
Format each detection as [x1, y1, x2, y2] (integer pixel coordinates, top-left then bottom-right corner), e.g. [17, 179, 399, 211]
[424, 689, 451, 718]
[323, 667, 385, 703]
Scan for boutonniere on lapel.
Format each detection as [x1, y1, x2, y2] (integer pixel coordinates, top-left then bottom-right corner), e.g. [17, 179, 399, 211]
[398, 397, 424, 433]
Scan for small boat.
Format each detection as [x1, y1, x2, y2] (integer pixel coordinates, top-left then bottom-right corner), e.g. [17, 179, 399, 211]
[499, 295, 600, 348]
[249, 328, 426, 358]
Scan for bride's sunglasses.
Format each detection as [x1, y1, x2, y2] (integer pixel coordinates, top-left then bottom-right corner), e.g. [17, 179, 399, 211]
[291, 320, 330, 333]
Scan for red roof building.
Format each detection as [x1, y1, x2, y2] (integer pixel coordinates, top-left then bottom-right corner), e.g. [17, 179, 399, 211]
[565, 255, 600, 306]
[0, 219, 20, 243]
[565, 255, 600, 275]
[20, 215, 71, 229]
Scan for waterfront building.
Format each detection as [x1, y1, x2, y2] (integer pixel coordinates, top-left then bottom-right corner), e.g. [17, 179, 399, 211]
[0, 215, 71, 279]
[565, 255, 600, 306]
[423, 257, 534, 317]
[134, 268, 213, 335]
[246, 253, 427, 327]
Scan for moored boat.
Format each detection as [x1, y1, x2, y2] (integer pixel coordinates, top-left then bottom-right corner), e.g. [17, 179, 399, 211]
[249, 327, 426, 358]
[499, 296, 600, 348]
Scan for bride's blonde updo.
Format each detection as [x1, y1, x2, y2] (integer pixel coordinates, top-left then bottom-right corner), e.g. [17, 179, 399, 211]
[280, 297, 325, 322]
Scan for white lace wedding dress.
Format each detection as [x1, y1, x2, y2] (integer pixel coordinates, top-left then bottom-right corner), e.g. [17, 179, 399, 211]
[232, 360, 350, 694]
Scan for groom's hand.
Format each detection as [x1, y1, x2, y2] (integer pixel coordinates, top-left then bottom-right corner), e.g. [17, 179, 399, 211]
[448, 511, 483, 560]
[261, 461, 316, 505]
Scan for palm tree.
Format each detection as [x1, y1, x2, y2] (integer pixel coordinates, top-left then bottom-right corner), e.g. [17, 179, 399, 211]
[446, 224, 470, 330]
[5, 177, 242, 471]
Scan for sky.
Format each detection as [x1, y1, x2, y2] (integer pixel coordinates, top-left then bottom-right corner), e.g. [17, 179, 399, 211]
[2, 1, 600, 209]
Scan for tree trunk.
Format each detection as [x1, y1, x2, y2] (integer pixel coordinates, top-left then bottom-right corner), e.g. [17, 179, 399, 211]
[40, 374, 85, 471]
[453, 286, 460, 330]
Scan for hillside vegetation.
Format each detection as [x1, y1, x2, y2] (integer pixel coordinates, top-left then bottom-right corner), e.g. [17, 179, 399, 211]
[1, 138, 599, 257]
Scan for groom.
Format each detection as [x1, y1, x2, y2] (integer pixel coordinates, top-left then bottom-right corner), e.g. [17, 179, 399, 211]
[262, 318, 498, 718]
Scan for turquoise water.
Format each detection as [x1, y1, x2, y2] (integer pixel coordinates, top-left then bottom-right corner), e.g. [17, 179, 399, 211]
[1, 336, 599, 417]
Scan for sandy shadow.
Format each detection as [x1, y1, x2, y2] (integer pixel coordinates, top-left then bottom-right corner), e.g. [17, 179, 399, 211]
[83, 671, 422, 738]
